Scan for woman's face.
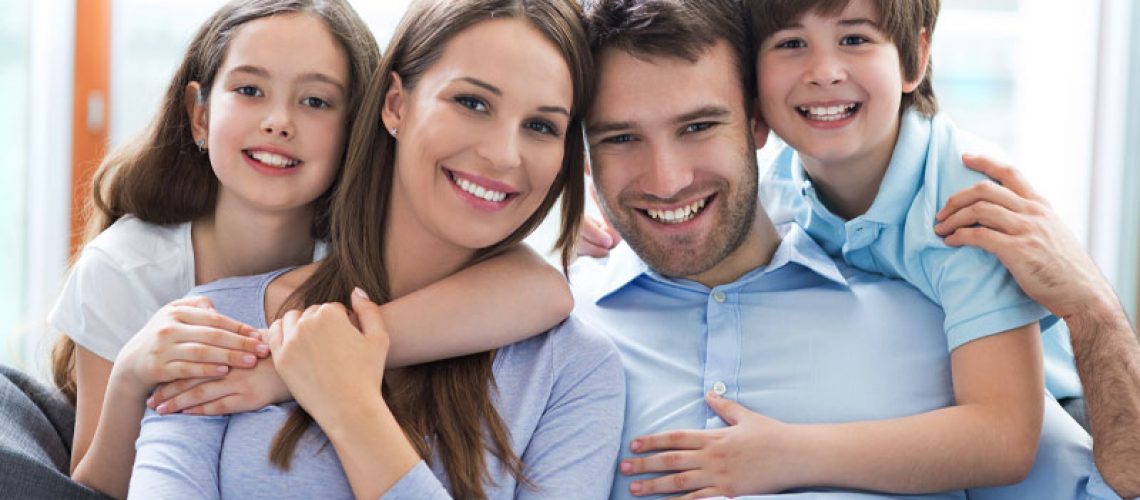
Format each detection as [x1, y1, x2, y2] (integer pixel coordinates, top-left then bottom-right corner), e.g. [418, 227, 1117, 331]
[383, 17, 573, 252]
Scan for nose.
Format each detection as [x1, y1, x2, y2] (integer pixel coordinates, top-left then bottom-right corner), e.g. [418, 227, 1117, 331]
[476, 123, 523, 172]
[804, 49, 846, 87]
[641, 140, 693, 199]
[261, 100, 294, 139]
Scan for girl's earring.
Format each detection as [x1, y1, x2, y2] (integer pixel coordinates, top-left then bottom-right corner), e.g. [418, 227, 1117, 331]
[196, 138, 207, 152]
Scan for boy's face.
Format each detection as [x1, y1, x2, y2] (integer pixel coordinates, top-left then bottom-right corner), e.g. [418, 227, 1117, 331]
[757, 0, 926, 172]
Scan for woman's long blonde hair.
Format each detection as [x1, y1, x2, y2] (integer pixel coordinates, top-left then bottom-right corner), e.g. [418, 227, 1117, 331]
[267, 1, 591, 498]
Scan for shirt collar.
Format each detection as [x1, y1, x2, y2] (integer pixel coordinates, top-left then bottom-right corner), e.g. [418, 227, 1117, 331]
[589, 222, 848, 304]
[793, 108, 932, 227]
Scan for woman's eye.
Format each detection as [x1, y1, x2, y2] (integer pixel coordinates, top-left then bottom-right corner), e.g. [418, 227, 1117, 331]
[456, 96, 488, 112]
[839, 35, 869, 46]
[302, 97, 331, 109]
[235, 86, 262, 97]
[525, 120, 559, 137]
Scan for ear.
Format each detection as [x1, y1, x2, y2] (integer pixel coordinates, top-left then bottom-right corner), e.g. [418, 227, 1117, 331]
[381, 71, 407, 136]
[750, 100, 770, 150]
[902, 28, 931, 93]
[184, 82, 209, 146]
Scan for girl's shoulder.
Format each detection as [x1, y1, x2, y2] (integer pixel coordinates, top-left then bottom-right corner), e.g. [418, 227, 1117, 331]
[85, 215, 193, 269]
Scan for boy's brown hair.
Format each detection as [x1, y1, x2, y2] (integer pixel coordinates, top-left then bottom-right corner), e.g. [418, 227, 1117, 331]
[746, 0, 940, 116]
[584, 0, 756, 111]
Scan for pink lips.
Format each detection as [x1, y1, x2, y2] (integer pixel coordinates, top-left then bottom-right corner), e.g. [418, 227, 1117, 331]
[444, 168, 519, 212]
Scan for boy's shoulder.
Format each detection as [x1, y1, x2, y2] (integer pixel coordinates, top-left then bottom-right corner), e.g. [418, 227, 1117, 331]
[920, 111, 1012, 204]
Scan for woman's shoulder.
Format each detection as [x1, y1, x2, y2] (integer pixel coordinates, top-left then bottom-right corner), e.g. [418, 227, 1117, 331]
[497, 315, 621, 379]
[190, 268, 295, 329]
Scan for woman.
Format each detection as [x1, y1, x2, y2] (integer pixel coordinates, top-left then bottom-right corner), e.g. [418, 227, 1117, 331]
[128, 1, 623, 499]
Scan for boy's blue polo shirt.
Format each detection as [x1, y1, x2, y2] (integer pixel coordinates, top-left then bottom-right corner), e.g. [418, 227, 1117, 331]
[761, 108, 1081, 399]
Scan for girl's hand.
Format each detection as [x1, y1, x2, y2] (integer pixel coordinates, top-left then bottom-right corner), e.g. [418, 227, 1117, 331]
[146, 350, 290, 415]
[267, 288, 390, 425]
[112, 296, 268, 399]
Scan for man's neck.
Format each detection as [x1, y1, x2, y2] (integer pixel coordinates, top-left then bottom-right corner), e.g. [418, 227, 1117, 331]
[685, 207, 781, 288]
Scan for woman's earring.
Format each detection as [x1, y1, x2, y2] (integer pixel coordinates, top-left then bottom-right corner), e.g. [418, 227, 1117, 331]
[389, 128, 398, 138]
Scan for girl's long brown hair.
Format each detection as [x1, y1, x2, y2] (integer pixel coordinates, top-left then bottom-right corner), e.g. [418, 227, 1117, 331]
[266, 1, 592, 498]
[51, 0, 380, 405]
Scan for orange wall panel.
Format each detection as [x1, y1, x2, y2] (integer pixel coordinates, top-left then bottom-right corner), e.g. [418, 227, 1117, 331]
[70, 0, 112, 257]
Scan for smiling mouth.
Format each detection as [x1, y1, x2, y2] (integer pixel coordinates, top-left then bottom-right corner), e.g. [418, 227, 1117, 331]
[796, 103, 861, 122]
[641, 195, 712, 225]
[446, 169, 515, 203]
[244, 150, 301, 168]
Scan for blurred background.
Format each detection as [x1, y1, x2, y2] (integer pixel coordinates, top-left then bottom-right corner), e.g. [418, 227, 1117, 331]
[1, 0, 1138, 369]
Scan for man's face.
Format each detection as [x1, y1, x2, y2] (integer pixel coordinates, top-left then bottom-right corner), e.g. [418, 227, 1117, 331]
[586, 41, 763, 280]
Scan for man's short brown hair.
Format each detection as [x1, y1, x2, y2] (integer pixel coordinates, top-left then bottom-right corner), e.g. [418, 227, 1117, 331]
[584, 0, 756, 110]
[747, 0, 940, 116]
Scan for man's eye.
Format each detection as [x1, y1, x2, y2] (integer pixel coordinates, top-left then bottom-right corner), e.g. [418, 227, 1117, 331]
[684, 122, 713, 134]
[603, 134, 635, 144]
[456, 96, 488, 112]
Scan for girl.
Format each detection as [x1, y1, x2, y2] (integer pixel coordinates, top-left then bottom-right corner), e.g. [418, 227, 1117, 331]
[128, 0, 624, 498]
[50, 1, 573, 498]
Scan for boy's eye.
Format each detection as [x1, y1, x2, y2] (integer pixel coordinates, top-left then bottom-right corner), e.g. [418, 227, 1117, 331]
[525, 119, 560, 137]
[456, 96, 488, 112]
[235, 86, 263, 97]
[301, 96, 331, 109]
[775, 38, 806, 50]
[684, 122, 714, 134]
[839, 35, 870, 46]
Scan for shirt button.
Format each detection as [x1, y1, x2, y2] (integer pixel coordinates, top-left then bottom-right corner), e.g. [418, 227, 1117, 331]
[712, 381, 727, 395]
[712, 291, 726, 303]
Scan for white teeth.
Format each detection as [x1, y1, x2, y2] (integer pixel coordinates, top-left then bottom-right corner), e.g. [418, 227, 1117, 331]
[452, 173, 508, 202]
[248, 151, 300, 168]
[797, 103, 858, 122]
[647, 198, 707, 224]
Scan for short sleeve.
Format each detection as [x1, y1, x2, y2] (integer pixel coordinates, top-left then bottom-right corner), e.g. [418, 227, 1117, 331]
[48, 247, 159, 361]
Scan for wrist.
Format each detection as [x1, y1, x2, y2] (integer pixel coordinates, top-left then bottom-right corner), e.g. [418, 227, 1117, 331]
[107, 363, 152, 403]
[1066, 293, 1130, 339]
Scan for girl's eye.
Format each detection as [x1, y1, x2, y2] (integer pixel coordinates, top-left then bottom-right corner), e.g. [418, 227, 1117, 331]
[775, 38, 806, 50]
[456, 96, 488, 112]
[235, 86, 262, 97]
[525, 120, 560, 137]
[684, 122, 714, 134]
[839, 35, 869, 46]
[302, 97, 331, 109]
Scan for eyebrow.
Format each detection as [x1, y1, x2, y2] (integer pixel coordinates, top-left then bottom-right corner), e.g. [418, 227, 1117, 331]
[587, 106, 731, 136]
[228, 65, 346, 93]
[778, 17, 880, 30]
[456, 76, 570, 117]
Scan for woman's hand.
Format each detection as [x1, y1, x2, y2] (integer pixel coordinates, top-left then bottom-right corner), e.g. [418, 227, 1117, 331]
[267, 288, 390, 425]
[111, 296, 267, 401]
[146, 351, 289, 415]
[579, 214, 622, 258]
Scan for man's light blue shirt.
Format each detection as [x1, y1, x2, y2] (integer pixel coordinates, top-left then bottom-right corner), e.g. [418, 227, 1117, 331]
[571, 224, 1116, 500]
[760, 108, 1081, 399]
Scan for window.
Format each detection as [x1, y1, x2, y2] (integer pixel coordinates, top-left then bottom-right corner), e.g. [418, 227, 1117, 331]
[0, 1, 30, 364]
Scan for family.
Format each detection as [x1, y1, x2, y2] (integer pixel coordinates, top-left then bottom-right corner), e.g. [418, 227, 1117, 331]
[3, 0, 1138, 498]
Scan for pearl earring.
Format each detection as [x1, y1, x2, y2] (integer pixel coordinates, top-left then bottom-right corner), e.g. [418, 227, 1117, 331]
[389, 128, 398, 137]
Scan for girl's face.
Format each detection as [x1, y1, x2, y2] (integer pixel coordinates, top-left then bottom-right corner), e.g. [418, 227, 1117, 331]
[189, 13, 350, 215]
[382, 18, 573, 253]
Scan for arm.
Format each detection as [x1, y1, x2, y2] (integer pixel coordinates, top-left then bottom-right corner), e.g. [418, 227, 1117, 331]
[381, 244, 573, 367]
[622, 325, 1042, 496]
[127, 410, 225, 499]
[69, 297, 264, 499]
[935, 154, 1140, 497]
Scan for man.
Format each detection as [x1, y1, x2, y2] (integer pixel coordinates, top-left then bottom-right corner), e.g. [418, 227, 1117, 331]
[571, 0, 1139, 498]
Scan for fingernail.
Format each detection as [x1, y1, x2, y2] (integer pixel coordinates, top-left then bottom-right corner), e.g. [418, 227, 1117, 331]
[352, 287, 370, 301]
[242, 354, 257, 364]
[256, 344, 269, 355]
[620, 461, 632, 473]
[216, 365, 229, 374]
[146, 396, 155, 408]
[156, 403, 169, 415]
[630, 482, 642, 493]
[630, 439, 642, 452]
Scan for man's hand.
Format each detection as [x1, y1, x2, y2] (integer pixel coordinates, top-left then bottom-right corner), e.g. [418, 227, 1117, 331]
[620, 392, 793, 498]
[934, 154, 1117, 320]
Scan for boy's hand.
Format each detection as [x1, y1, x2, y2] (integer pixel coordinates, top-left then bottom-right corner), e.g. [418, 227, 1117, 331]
[146, 350, 290, 415]
[620, 392, 793, 498]
[934, 154, 1116, 319]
